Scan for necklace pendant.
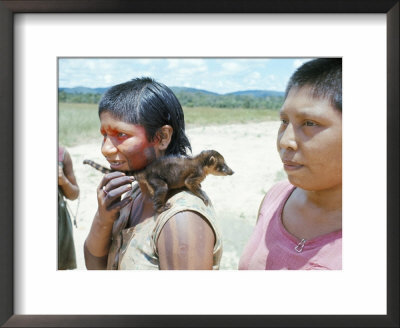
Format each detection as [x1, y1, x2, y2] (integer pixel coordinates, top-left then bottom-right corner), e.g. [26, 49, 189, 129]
[295, 238, 307, 253]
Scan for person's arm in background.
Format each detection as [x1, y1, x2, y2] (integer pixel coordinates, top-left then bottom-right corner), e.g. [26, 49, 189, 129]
[58, 149, 79, 200]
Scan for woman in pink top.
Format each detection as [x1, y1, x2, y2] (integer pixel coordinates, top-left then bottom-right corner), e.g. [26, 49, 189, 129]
[239, 58, 342, 270]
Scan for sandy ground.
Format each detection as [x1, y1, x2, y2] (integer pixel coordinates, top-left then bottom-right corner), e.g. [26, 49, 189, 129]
[64, 121, 284, 270]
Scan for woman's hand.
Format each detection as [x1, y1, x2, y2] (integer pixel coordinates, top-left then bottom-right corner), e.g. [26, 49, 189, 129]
[97, 172, 135, 224]
[85, 171, 135, 268]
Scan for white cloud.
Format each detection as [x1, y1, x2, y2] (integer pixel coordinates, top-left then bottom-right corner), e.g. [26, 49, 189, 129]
[167, 58, 207, 70]
[167, 59, 179, 69]
[137, 59, 151, 65]
[178, 66, 207, 75]
[250, 71, 261, 79]
[86, 61, 96, 70]
[221, 62, 242, 72]
[104, 74, 113, 84]
[184, 59, 207, 67]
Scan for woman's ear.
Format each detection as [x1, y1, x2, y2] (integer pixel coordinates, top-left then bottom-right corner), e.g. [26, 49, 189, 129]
[155, 125, 173, 151]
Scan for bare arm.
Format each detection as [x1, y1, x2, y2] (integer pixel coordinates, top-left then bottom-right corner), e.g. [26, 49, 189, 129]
[58, 150, 79, 200]
[84, 210, 114, 269]
[157, 211, 215, 270]
[85, 172, 134, 270]
[84, 239, 108, 269]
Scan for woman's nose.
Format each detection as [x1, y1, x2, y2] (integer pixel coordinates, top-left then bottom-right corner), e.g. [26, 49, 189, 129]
[101, 136, 118, 157]
[278, 123, 297, 150]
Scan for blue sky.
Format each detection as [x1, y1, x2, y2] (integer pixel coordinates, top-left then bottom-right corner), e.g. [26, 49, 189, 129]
[58, 58, 313, 94]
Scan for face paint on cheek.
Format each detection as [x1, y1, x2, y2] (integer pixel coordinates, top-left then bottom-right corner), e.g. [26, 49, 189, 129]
[126, 141, 157, 171]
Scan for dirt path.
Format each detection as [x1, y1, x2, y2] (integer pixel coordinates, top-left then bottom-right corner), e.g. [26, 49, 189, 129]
[65, 121, 283, 270]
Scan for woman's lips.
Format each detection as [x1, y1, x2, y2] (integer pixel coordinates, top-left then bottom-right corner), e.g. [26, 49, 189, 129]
[283, 160, 303, 171]
[108, 160, 126, 170]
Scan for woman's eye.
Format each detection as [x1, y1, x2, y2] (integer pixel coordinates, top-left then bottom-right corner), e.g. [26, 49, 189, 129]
[117, 132, 127, 138]
[304, 120, 317, 127]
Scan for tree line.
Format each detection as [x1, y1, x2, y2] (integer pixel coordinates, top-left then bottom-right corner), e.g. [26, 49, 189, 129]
[58, 90, 284, 110]
[58, 91, 102, 104]
[174, 91, 283, 109]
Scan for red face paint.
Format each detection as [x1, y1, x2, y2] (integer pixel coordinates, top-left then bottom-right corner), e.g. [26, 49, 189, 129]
[99, 112, 157, 171]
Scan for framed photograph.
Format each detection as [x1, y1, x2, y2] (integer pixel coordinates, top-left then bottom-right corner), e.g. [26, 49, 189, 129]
[1, 1, 398, 327]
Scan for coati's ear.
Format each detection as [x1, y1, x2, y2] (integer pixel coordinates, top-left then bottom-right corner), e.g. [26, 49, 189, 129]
[155, 125, 173, 151]
[208, 156, 216, 166]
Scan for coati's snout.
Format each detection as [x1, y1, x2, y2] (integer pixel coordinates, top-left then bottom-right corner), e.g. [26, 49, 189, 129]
[209, 162, 234, 176]
[204, 150, 234, 176]
[221, 164, 234, 176]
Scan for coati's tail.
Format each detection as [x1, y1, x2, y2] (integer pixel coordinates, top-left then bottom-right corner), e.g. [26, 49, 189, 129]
[83, 159, 137, 178]
[83, 160, 113, 174]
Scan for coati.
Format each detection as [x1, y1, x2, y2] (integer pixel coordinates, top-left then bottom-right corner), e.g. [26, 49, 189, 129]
[83, 150, 234, 213]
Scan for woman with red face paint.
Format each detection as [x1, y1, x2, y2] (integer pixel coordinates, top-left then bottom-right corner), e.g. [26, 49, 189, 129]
[239, 59, 342, 270]
[84, 77, 222, 270]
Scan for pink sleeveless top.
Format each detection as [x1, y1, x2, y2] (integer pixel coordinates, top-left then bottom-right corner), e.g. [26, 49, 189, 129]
[58, 146, 65, 163]
[239, 181, 342, 270]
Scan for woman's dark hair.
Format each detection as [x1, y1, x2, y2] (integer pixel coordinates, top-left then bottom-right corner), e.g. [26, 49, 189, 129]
[285, 58, 342, 111]
[99, 77, 191, 156]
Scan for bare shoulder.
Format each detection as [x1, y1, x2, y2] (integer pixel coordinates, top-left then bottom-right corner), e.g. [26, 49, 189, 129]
[62, 149, 76, 177]
[157, 211, 215, 270]
[160, 211, 215, 240]
[63, 148, 72, 164]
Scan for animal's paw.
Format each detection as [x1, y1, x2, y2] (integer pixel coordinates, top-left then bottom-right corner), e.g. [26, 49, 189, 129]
[156, 202, 171, 213]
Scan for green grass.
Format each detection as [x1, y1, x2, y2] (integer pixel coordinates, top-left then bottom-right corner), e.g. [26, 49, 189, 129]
[183, 106, 279, 127]
[59, 103, 101, 147]
[59, 102, 279, 147]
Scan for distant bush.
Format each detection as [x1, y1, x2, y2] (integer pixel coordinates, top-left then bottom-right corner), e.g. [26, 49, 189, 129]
[58, 90, 283, 110]
[59, 91, 102, 104]
[174, 91, 283, 110]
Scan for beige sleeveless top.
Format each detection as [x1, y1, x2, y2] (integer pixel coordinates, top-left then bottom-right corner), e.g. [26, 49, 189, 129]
[107, 183, 222, 270]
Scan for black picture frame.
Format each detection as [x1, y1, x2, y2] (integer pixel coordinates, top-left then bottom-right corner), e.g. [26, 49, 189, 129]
[1, 1, 398, 327]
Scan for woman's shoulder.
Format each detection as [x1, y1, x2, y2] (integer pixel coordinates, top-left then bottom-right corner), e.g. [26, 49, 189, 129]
[152, 189, 217, 237]
[263, 180, 295, 204]
[151, 189, 222, 265]
[257, 180, 295, 221]
[161, 189, 216, 221]
[271, 179, 295, 191]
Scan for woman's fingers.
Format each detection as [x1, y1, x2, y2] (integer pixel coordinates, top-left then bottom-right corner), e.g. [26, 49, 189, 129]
[102, 175, 135, 193]
[102, 184, 132, 208]
[96, 171, 135, 217]
[107, 195, 133, 211]
[98, 171, 126, 189]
